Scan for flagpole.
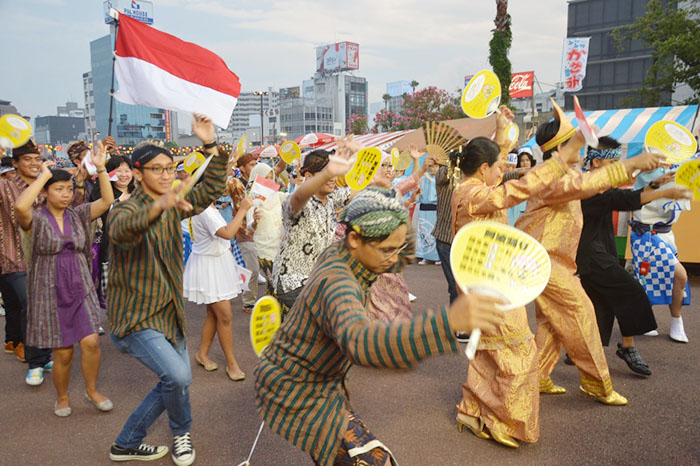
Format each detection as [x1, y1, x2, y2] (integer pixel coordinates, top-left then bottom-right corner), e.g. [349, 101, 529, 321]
[108, 9, 120, 137]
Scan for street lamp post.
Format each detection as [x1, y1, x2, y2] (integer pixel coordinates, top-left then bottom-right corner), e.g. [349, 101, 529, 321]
[253, 90, 269, 146]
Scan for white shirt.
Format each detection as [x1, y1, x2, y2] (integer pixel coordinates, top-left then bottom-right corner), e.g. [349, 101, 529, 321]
[189, 206, 230, 256]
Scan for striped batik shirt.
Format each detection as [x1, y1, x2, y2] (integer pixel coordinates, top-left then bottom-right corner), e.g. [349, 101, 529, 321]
[254, 236, 459, 466]
[432, 165, 454, 244]
[107, 152, 227, 343]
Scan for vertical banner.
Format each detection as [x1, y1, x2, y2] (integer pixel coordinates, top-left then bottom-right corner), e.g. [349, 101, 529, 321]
[509, 71, 534, 99]
[164, 110, 172, 141]
[562, 37, 590, 93]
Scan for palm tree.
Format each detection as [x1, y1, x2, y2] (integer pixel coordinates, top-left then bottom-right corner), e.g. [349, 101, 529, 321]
[382, 93, 392, 110]
[410, 80, 419, 95]
[489, 0, 512, 105]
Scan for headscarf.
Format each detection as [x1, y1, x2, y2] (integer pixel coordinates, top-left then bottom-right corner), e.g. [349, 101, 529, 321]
[583, 147, 622, 171]
[339, 187, 409, 239]
[67, 140, 89, 159]
[248, 162, 273, 185]
[12, 139, 39, 158]
[131, 144, 171, 168]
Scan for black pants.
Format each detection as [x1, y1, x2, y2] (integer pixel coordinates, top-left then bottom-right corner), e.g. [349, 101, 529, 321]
[580, 263, 657, 346]
[435, 240, 458, 304]
[0, 272, 52, 369]
[275, 282, 304, 320]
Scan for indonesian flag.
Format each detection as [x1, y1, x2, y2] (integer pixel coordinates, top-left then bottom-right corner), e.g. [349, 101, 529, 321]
[114, 14, 241, 128]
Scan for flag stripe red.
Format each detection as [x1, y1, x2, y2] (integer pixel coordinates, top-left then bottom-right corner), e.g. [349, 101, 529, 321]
[115, 14, 241, 98]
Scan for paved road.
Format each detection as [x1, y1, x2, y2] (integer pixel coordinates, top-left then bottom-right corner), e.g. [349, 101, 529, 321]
[2, 264, 699, 466]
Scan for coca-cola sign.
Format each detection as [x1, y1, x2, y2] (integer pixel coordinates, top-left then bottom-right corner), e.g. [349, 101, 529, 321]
[509, 71, 534, 99]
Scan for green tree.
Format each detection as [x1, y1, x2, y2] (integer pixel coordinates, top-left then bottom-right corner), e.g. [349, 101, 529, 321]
[399, 86, 461, 129]
[612, 0, 700, 106]
[382, 93, 392, 110]
[410, 80, 419, 95]
[488, 0, 513, 105]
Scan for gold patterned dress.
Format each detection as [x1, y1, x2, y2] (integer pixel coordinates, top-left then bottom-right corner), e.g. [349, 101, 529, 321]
[515, 162, 629, 397]
[451, 156, 567, 443]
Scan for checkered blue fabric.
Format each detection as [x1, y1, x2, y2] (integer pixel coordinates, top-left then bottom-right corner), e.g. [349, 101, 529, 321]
[630, 231, 691, 306]
[232, 239, 246, 268]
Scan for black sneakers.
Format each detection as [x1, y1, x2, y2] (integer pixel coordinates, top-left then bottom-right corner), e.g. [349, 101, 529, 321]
[172, 433, 195, 466]
[616, 343, 652, 376]
[109, 443, 168, 462]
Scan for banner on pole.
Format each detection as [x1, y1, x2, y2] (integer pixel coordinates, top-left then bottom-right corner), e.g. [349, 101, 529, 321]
[562, 37, 590, 93]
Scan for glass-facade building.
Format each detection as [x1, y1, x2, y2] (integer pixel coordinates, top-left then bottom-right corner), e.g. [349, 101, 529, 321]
[566, 0, 675, 109]
[90, 33, 169, 146]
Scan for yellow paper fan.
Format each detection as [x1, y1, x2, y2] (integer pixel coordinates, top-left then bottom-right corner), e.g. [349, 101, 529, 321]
[423, 121, 467, 165]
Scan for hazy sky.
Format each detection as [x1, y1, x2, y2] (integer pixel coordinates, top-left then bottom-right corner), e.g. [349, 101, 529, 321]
[2, 0, 569, 123]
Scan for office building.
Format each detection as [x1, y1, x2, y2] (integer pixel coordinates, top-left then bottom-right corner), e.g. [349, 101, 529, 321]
[386, 80, 412, 113]
[226, 89, 280, 145]
[280, 74, 368, 139]
[34, 115, 86, 145]
[566, 0, 675, 109]
[82, 72, 96, 142]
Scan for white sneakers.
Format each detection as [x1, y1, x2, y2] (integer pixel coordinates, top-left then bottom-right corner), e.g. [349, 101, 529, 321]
[669, 316, 689, 343]
[26, 367, 44, 386]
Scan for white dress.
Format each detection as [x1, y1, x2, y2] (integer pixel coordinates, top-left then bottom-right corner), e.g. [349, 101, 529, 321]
[183, 206, 244, 304]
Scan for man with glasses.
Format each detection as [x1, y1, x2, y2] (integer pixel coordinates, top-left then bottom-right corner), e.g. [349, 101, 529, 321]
[106, 115, 226, 466]
[0, 140, 56, 385]
[255, 186, 505, 466]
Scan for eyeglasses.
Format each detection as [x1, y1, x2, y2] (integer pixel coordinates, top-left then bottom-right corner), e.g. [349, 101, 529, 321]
[364, 240, 409, 260]
[141, 165, 176, 175]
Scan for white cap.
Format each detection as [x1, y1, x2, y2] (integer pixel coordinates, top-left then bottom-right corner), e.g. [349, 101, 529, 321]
[506, 153, 518, 164]
[517, 147, 533, 156]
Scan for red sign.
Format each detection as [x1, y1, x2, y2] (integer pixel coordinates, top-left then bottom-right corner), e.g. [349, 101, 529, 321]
[509, 71, 534, 99]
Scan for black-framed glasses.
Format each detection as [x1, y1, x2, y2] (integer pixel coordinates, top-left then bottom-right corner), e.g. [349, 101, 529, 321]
[141, 165, 176, 175]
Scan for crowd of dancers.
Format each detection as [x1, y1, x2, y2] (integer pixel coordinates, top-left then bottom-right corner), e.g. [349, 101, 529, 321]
[0, 106, 694, 465]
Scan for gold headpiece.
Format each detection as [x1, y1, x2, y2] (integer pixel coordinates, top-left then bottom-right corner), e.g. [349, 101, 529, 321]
[540, 98, 576, 152]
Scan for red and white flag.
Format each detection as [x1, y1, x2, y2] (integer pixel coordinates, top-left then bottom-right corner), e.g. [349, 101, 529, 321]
[114, 14, 241, 128]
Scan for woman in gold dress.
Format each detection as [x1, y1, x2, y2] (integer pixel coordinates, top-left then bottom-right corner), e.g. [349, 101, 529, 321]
[451, 108, 578, 448]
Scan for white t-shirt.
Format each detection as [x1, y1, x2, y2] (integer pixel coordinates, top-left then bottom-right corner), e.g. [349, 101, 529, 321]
[189, 206, 230, 256]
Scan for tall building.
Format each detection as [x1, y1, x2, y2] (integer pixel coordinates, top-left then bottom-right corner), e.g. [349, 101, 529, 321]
[566, 0, 675, 109]
[386, 80, 412, 113]
[226, 89, 279, 145]
[279, 97, 334, 139]
[279, 74, 367, 139]
[82, 72, 96, 142]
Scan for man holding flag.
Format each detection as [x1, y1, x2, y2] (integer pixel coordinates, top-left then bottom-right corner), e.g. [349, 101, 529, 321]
[105, 12, 241, 465]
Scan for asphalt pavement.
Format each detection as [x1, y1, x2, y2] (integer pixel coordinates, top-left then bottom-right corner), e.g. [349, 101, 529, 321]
[1, 264, 699, 466]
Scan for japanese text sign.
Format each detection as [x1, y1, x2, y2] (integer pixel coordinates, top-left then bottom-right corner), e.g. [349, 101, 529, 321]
[563, 37, 590, 93]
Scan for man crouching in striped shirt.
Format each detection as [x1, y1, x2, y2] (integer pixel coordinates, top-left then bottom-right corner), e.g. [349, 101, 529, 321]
[255, 186, 505, 466]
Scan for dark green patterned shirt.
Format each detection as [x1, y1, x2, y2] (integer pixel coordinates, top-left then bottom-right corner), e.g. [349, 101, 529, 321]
[107, 153, 226, 342]
[254, 233, 459, 466]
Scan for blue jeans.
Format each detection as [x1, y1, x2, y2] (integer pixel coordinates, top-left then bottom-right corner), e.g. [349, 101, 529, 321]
[110, 329, 192, 448]
[435, 240, 458, 304]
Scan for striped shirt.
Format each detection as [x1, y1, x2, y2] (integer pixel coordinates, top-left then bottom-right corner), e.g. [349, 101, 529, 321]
[432, 166, 453, 244]
[254, 232, 458, 466]
[107, 153, 227, 342]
